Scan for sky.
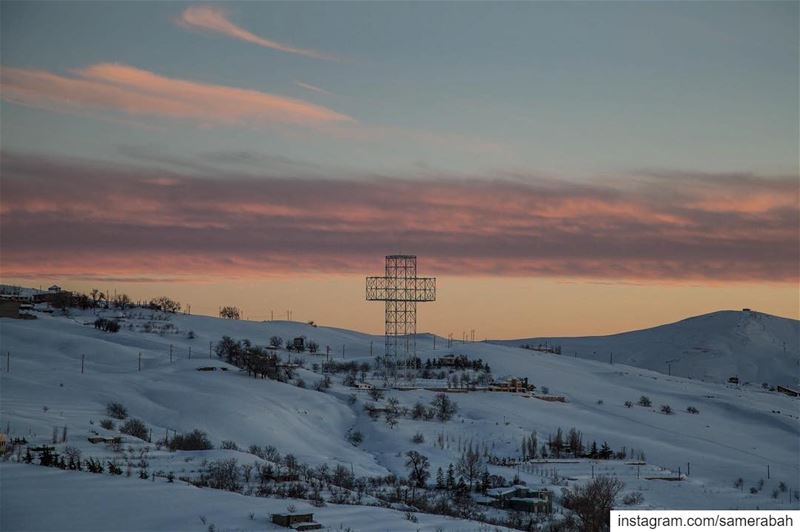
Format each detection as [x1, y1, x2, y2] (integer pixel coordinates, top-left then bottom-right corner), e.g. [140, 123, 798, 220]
[1, 1, 798, 338]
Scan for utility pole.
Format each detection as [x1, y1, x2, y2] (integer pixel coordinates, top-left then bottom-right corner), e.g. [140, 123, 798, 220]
[342, 344, 345, 359]
[433, 336, 436, 350]
[209, 341, 212, 359]
[610, 352, 613, 365]
[138, 352, 142, 371]
[370, 341, 373, 356]
[81, 354, 85, 374]
[188, 346, 191, 359]
[169, 344, 173, 363]
[687, 462, 690, 476]
[5, 351, 9, 373]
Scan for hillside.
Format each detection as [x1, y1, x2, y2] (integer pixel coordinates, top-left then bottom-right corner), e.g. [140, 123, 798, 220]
[491, 310, 799, 386]
[1, 307, 798, 531]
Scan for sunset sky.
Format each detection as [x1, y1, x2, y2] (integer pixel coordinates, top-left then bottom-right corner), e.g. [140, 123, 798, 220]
[1, 1, 798, 338]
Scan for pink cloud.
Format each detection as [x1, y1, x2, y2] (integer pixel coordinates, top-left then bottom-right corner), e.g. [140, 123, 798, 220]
[1, 152, 797, 283]
[178, 5, 338, 61]
[0, 63, 353, 126]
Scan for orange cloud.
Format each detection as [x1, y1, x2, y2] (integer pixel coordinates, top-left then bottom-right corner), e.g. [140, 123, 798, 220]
[178, 5, 338, 61]
[1, 152, 797, 283]
[0, 64, 353, 126]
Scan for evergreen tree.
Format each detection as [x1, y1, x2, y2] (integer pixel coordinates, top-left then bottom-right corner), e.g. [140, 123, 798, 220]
[599, 441, 612, 460]
[567, 427, 583, 458]
[446, 463, 456, 490]
[38, 447, 55, 467]
[435, 467, 445, 490]
[588, 441, 598, 459]
[480, 470, 491, 493]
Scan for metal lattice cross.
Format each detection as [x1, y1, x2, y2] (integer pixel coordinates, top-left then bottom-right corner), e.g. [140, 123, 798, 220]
[366, 255, 436, 360]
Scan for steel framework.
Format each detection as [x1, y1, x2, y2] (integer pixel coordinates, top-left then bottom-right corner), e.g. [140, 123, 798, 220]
[366, 255, 436, 363]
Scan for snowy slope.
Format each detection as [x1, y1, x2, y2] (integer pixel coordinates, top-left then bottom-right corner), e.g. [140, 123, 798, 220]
[491, 310, 800, 386]
[0, 464, 504, 532]
[1, 307, 798, 531]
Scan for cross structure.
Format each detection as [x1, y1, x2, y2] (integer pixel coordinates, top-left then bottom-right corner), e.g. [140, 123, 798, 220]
[366, 255, 436, 365]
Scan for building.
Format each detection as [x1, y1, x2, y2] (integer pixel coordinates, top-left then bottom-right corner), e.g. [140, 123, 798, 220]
[271, 512, 321, 530]
[438, 354, 459, 366]
[48, 285, 62, 292]
[489, 377, 533, 393]
[483, 485, 552, 514]
[354, 382, 374, 390]
[0, 300, 21, 319]
[292, 337, 305, 351]
[776, 385, 799, 398]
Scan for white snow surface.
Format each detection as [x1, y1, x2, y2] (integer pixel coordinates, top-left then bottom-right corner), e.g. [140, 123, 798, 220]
[1, 308, 798, 531]
[491, 310, 800, 386]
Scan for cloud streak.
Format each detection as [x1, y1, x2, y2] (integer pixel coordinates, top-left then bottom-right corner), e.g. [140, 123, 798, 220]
[178, 6, 338, 61]
[1, 152, 797, 283]
[0, 63, 353, 126]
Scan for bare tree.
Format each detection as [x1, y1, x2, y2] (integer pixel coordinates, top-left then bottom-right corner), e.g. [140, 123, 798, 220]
[456, 443, 484, 490]
[405, 450, 430, 500]
[562, 476, 624, 532]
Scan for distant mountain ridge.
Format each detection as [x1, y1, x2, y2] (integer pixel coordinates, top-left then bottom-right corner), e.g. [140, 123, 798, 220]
[491, 310, 799, 387]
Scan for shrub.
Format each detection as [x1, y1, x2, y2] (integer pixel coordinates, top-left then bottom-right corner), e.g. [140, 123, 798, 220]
[660, 404, 673, 415]
[94, 318, 120, 333]
[368, 388, 385, 402]
[219, 306, 241, 320]
[624, 401, 633, 408]
[315, 375, 332, 391]
[99, 418, 115, 430]
[119, 418, 148, 440]
[169, 429, 213, 451]
[638, 396, 652, 407]
[431, 393, 458, 422]
[686, 406, 699, 414]
[347, 430, 364, 447]
[205, 459, 240, 492]
[412, 432, 425, 444]
[622, 492, 644, 505]
[106, 402, 128, 420]
[220, 440, 238, 451]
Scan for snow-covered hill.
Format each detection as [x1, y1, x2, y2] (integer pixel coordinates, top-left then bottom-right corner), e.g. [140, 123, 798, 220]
[1, 307, 798, 531]
[491, 310, 799, 386]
